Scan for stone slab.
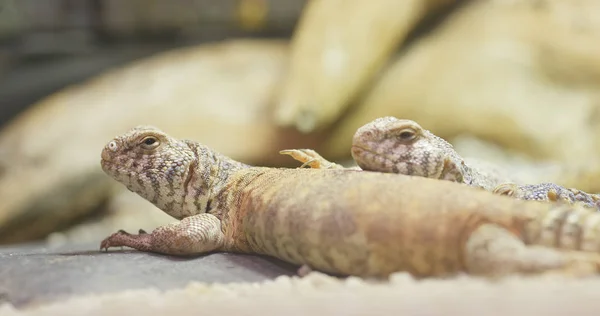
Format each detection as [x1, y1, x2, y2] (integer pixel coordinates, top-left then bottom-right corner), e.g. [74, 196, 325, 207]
[0, 242, 296, 308]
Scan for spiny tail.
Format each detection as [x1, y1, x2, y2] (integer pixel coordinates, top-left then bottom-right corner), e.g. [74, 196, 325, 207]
[523, 205, 600, 252]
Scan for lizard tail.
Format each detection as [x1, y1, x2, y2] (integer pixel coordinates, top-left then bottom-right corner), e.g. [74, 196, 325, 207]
[523, 204, 600, 252]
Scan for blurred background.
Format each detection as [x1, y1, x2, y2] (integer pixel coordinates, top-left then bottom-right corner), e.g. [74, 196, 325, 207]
[0, 0, 306, 126]
[1, 0, 599, 247]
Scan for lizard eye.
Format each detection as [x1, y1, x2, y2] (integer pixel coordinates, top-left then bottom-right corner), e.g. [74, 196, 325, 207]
[397, 128, 417, 142]
[140, 136, 160, 150]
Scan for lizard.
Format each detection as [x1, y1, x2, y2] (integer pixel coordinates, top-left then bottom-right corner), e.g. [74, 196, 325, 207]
[99, 125, 600, 278]
[280, 117, 600, 211]
[0, 39, 327, 245]
[6, 1, 600, 246]
[316, 0, 600, 173]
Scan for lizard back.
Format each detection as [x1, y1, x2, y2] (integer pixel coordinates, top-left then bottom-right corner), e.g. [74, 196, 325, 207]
[221, 168, 552, 277]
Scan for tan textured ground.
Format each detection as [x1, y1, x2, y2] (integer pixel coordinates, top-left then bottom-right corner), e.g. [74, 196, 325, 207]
[2, 272, 599, 315]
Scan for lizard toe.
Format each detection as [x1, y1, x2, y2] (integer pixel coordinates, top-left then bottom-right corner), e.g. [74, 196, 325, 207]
[99, 230, 132, 251]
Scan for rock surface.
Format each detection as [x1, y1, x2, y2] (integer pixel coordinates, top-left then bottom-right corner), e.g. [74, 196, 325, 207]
[325, 0, 600, 168]
[3, 259, 600, 315]
[0, 39, 325, 245]
[0, 241, 296, 308]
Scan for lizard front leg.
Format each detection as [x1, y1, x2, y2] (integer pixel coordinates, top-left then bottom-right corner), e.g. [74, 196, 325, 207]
[464, 223, 600, 276]
[279, 149, 345, 169]
[100, 213, 225, 256]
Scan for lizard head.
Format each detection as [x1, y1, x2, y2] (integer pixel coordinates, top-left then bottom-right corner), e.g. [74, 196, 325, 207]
[350, 116, 465, 182]
[100, 125, 197, 217]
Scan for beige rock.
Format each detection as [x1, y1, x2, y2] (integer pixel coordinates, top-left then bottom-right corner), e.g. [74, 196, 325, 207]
[324, 0, 600, 169]
[274, 0, 458, 132]
[3, 272, 600, 315]
[0, 39, 324, 244]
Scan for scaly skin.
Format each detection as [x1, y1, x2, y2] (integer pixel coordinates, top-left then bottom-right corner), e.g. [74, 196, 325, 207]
[282, 117, 600, 211]
[0, 40, 326, 245]
[494, 183, 600, 210]
[100, 126, 600, 278]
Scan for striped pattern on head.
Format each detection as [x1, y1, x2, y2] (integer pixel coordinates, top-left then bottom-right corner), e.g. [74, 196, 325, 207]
[350, 117, 466, 182]
[100, 126, 205, 219]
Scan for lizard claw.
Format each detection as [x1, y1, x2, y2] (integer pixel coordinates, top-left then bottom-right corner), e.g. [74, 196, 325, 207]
[279, 149, 341, 169]
[99, 229, 133, 252]
[492, 182, 518, 196]
[299, 159, 318, 169]
[99, 229, 153, 253]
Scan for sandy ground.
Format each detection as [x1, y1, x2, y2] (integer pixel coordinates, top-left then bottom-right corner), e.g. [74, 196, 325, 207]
[2, 272, 600, 316]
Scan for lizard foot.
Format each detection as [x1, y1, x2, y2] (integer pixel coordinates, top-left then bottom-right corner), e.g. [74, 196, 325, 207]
[279, 149, 343, 169]
[100, 229, 153, 252]
[100, 213, 225, 256]
[492, 182, 518, 197]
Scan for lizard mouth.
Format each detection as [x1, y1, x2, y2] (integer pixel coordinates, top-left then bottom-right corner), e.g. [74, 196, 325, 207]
[100, 146, 117, 174]
[100, 159, 108, 172]
[351, 145, 396, 172]
[100, 155, 112, 173]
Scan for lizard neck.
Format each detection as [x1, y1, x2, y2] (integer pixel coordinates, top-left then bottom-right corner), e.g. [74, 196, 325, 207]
[177, 140, 251, 219]
[437, 146, 472, 183]
[458, 163, 478, 185]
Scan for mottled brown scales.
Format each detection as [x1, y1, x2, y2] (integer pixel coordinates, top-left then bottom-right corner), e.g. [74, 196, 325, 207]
[101, 126, 600, 278]
[494, 183, 600, 210]
[282, 117, 600, 211]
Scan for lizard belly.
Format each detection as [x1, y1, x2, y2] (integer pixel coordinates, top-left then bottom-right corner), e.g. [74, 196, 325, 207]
[230, 168, 501, 277]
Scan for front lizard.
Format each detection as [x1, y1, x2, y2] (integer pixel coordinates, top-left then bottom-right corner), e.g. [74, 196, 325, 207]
[282, 117, 600, 210]
[100, 125, 600, 278]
